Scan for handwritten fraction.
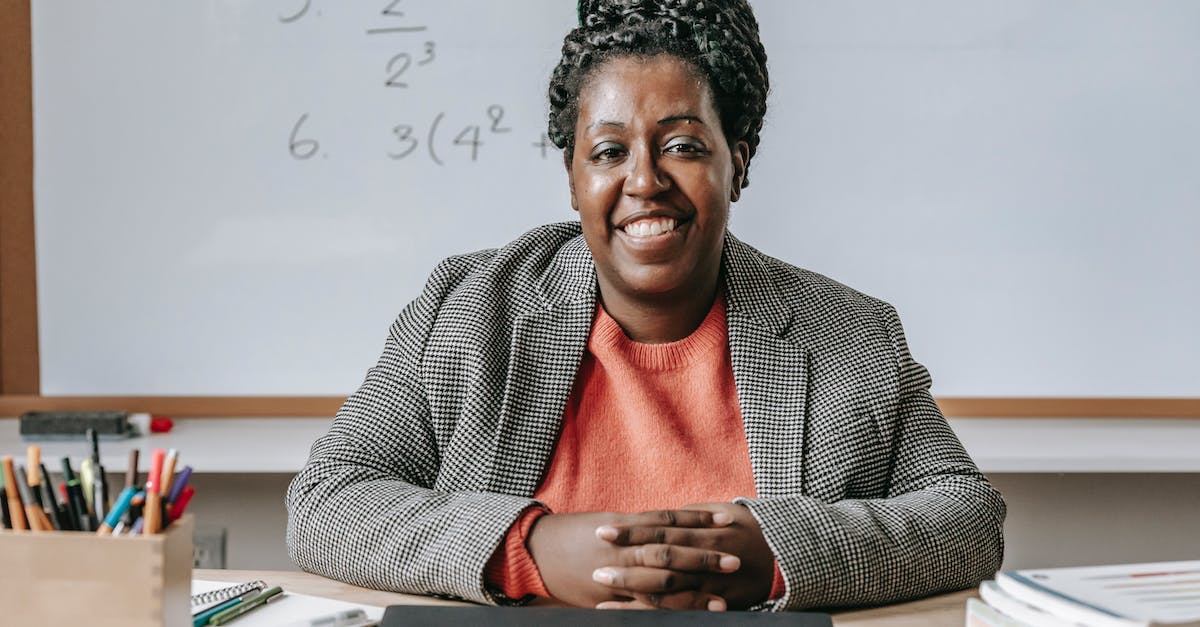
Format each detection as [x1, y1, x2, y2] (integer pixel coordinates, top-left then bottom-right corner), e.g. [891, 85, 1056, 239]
[278, 0, 554, 165]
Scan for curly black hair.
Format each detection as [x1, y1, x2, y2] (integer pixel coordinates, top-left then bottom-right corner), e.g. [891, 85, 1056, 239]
[548, 0, 769, 188]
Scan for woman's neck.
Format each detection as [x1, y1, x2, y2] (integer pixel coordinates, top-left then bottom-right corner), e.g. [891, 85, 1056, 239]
[597, 281, 721, 344]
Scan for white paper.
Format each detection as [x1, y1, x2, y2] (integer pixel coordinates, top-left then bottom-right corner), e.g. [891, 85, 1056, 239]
[191, 579, 384, 627]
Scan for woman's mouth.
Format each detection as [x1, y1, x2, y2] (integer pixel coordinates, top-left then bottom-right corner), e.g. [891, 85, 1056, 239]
[618, 216, 681, 239]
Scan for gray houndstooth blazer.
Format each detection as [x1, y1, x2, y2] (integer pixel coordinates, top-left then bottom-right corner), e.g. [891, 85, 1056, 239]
[286, 222, 1005, 610]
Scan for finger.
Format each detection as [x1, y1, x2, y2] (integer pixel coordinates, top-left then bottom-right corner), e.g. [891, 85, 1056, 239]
[617, 509, 733, 531]
[597, 592, 729, 611]
[621, 544, 740, 573]
[596, 600, 654, 610]
[592, 566, 701, 594]
[598, 525, 714, 548]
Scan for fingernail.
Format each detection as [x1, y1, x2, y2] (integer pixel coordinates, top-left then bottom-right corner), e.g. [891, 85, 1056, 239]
[592, 568, 616, 585]
[595, 525, 618, 541]
[718, 555, 741, 571]
[708, 598, 727, 611]
[712, 512, 733, 525]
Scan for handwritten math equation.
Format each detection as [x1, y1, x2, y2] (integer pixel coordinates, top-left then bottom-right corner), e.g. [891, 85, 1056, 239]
[278, 0, 557, 166]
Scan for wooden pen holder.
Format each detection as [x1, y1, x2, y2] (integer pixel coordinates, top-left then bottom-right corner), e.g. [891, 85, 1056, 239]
[0, 514, 193, 627]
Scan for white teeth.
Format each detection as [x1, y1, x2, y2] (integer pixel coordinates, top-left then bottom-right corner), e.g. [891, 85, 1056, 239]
[623, 217, 677, 237]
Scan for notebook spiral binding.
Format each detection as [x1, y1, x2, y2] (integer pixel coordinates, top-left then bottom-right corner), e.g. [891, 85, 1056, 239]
[191, 580, 266, 610]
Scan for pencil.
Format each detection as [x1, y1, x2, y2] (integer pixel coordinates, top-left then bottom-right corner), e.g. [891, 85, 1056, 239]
[2, 456, 29, 531]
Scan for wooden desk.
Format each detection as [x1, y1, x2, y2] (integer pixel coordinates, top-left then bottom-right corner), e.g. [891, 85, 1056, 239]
[196, 569, 975, 626]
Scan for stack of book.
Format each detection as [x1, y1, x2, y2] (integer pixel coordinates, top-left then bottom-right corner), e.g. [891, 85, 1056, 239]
[970, 561, 1200, 627]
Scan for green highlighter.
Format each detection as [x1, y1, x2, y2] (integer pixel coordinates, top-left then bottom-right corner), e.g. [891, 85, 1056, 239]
[208, 586, 284, 625]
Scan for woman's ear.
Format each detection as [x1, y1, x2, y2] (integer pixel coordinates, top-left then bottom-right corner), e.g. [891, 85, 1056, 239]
[730, 140, 750, 202]
[564, 150, 579, 211]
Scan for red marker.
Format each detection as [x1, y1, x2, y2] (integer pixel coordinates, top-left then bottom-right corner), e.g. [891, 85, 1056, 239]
[144, 449, 165, 534]
[168, 486, 194, 522]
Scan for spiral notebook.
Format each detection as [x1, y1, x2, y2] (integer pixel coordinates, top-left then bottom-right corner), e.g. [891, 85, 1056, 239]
[191, 580, 266, 614]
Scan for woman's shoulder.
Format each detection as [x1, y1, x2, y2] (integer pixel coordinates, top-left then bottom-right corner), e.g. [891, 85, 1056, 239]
[726, 235, 892, 318]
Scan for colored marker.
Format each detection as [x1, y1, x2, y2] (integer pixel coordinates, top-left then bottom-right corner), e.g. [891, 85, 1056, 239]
[160, 449, 178, 497]
[209, 586, 284, 625]
[167, 466, 193, 504]
[168, 486, 194, 523]
[66, 479, 91, 531]
[193, 596, 241, 627]
[126, 449, 140, 490]
[144, 449, 164, 534]
[16, 466, 50, 531]
[80, 458, 95, 513]
[96, 486, 138, 535]
[25, 446, 42, 508]
[2, 457, 28, 531]
[94, 463, 109, 520]
[0, 487, 10, 529]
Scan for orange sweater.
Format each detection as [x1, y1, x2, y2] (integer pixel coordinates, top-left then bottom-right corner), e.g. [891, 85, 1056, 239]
[486, 297, 784, 601]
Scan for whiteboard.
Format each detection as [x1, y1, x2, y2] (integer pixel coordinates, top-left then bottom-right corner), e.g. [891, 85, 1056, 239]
[32, 1, 1200, 397]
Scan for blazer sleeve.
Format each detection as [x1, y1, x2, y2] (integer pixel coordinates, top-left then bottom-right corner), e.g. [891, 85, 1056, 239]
[285, 258, 538, 605]
[735, 303, 1006, 610]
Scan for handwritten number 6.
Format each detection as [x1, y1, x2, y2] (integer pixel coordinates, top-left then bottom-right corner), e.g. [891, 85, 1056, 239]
[289, 114, 319, 160]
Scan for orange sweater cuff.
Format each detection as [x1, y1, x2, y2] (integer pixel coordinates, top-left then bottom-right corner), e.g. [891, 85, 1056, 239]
[484, 506, 551, 600]
[769, 561, 787, 600]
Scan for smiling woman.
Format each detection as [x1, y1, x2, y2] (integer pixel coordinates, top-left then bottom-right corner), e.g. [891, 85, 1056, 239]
[286, 0, 1005, 613]
[571, 55, 745, 343]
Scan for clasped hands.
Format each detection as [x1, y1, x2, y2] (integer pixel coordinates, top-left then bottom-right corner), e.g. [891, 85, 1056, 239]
[526, 502, 774, 611]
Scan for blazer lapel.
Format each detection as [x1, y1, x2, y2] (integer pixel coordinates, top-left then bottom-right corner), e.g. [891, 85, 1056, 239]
[487, 235, 595, 496]
[723, 234, 811, 499]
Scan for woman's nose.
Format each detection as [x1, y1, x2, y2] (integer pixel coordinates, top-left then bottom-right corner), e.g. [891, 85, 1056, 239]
[622, 148, 670, 198]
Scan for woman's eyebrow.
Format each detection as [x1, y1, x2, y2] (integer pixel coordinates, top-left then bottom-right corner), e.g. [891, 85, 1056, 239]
[588, 119, 626, 130]
[658, 114, 705, 125]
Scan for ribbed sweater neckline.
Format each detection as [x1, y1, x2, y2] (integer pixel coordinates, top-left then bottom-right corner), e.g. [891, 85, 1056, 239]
[590, 296, 727, 371]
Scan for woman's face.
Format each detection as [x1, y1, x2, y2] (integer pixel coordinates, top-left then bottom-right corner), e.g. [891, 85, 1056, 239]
[568, 54, 749, 304]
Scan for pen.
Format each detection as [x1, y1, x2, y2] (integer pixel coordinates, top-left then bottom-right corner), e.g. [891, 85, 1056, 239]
[87, 427, 100, 464]
[55, 482, 76, 530]
[167, 466, 193, 505]
[97, 486, 138, 535]
[15, 468, 53, 532]
[144, 449, 164, 534]
[25, 446, 42, 508]
[192, 596, 242, 627]
[208, 586, 284, 625]
[66, 479, 91, 531]
[37, 463, 61, 529]
[126, 449, 139, 490]
[160, 449, 178, 497]
[61, 457, 76, 483]
[94, 463, 109, 520]
[279, 608, 370, 627]
[0, 487, 11, 529]
[80, 458, 95, 513]
[168, 486, 194, 522]
[2, 456, 28, 531]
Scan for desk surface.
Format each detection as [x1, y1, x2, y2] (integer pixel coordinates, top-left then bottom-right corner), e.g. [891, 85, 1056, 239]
[195, 569, 976, 626]
[6, 416, 1200, 473]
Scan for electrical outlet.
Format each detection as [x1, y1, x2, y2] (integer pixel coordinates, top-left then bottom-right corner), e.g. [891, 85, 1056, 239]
[194, 526, 227, 569]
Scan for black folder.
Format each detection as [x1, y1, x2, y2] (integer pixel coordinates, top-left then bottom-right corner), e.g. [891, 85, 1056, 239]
[380, 606, 832, 626]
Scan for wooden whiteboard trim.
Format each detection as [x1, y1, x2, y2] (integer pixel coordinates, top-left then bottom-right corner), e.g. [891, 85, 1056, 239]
[0, 395, 1197, 418]
[0, 0, 39, 395]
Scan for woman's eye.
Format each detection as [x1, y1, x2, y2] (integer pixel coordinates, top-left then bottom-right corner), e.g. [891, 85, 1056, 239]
[665, 141, 706, 156]
[590, 143, 626, 161]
